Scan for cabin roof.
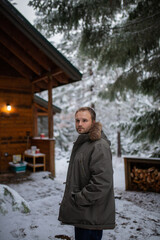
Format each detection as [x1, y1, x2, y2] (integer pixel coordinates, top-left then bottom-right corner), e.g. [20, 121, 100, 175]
[34, 95, 61, 114]
[0, 0, 82, 93]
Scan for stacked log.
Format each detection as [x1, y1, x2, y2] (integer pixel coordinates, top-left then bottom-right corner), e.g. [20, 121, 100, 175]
[130, 166, 160, 192]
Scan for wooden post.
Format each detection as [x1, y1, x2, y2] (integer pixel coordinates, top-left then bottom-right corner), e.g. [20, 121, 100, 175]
[117, 130, 121, 157]
[117, 108, 121, 157]
[48, 75, 55, 176]
[49, 140, 55, 177]
[32, 83, 37, 137]
[48, 76, 53, 138]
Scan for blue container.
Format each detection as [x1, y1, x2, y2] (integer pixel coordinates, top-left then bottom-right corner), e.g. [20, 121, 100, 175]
[9, 162, 27, 173]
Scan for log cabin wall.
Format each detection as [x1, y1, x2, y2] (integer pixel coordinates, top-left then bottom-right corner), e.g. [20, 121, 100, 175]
[0, 78, 32, 172]
[0, 0, 82, 175]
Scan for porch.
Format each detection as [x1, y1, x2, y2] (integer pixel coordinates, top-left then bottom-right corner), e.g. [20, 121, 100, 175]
[0, 0, 82, 176]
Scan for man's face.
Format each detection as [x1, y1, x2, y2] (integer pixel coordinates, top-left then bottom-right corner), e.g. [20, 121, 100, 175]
[75, 110, 94, 134]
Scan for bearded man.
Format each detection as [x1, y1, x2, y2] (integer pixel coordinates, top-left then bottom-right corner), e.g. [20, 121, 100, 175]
[58, 107, 115, 240]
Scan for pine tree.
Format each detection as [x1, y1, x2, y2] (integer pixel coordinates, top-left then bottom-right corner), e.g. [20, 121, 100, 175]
[97, 0, 160, 156]
[28, 0, 160, 155]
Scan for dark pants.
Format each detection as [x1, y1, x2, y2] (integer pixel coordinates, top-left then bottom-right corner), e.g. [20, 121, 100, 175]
[75, 227, 103, 240]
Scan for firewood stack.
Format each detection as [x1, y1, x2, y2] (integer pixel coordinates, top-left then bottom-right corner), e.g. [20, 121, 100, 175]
[130, 166, 160, 192]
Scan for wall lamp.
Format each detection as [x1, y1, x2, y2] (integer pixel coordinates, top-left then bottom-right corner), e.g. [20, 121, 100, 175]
[6, 104, 11, 111]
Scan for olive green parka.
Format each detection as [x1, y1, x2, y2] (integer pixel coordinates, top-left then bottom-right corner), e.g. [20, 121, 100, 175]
[58, 122, 115, 230]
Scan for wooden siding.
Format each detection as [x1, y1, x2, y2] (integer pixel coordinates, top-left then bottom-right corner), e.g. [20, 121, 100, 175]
[0, 78, 32, 172]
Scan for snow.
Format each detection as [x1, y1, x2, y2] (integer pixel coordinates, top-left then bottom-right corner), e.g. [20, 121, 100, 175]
[0, 184, 30, 215]
[2, 2, 159, 239]
[0, 148, 160, 240]
[13, 0, 159, 157]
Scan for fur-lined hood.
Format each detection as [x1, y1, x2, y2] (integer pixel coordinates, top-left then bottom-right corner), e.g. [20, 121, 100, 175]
[74, 122, 111, 146]
[89, 122, 111, 146]
[89, 122, 102, 141]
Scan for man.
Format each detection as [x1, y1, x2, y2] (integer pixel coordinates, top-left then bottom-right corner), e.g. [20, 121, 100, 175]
[58, 107, 115, 240]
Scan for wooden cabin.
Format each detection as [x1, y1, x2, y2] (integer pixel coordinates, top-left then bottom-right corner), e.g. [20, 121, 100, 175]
[0, 0, 82, 176]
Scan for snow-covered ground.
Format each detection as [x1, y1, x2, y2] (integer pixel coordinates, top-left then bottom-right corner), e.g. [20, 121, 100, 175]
[0, 148, 160, 240]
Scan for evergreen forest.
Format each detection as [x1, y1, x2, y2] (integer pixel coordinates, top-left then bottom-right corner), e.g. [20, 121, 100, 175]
[28, 0, 160, 157]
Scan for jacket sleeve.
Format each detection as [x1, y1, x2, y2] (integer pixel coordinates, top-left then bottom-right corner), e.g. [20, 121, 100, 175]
[74, 141, 113, 206]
